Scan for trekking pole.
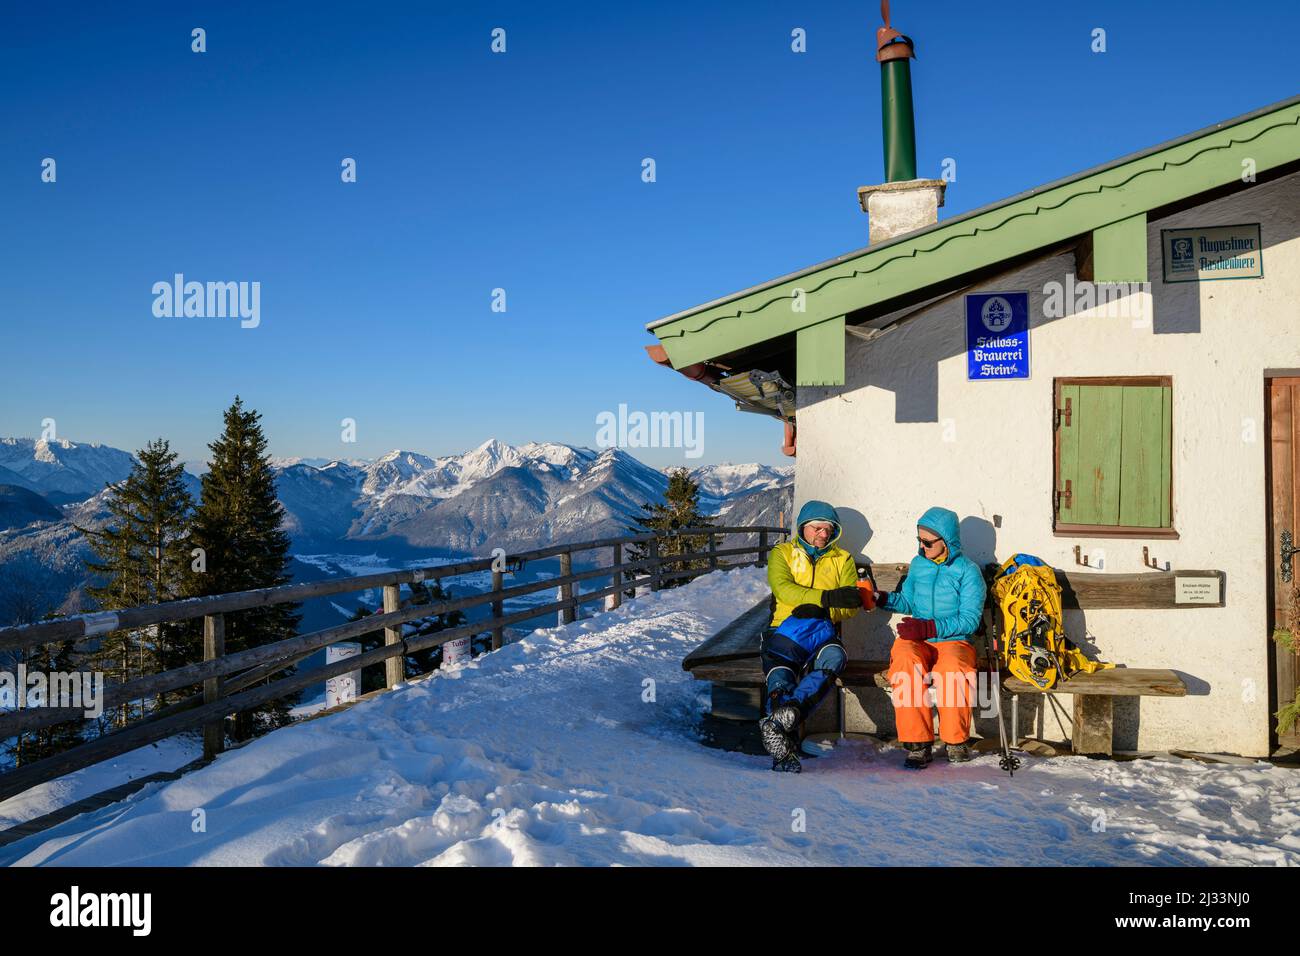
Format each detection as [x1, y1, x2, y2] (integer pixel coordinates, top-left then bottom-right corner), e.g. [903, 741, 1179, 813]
[982, 591, 1021, 777]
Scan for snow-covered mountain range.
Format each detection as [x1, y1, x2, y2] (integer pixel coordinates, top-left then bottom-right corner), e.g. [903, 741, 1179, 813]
[0, 437, 793, 624]
[0, 438, 137, 505]
[264, 438, 792, 552]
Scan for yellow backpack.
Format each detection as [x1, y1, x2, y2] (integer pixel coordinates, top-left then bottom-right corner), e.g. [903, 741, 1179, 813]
[991, 554, 1114, 690]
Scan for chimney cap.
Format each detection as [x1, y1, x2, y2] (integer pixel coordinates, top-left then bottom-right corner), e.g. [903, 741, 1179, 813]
[876, 0, 915, 62]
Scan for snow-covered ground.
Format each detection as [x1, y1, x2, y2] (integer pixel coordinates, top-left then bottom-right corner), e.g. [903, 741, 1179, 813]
[1, 567, 1297, 866]
[0, 735, 203, 832]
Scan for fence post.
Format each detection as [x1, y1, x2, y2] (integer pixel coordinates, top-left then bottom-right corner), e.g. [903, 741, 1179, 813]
[202, 613, 225, 760]
[608, 544, 623, 610]
[649, 537, 662, 591]
[491, 569, 504, 650]
[708, 534, 718, 572]
[383, 584, 403, 689]
[757, 531, 769, 567]
[559, 551, 575, 624]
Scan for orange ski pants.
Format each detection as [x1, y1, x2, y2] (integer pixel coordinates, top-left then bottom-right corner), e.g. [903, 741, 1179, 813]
[888, 638, 976, 745]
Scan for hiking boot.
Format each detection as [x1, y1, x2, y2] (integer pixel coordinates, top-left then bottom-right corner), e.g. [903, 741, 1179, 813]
[902, 742, 932, 770]
[771, 703, 800, 734]
[758, 703, 801, 761]
[946, 742, 972, 764]
[771, 753, 802, 773]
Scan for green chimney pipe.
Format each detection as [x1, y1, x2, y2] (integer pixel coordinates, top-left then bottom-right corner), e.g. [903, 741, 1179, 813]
[877, 2, 917, 183]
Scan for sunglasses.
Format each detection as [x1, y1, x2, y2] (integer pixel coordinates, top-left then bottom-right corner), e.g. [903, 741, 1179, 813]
[917, 536, 942, 548]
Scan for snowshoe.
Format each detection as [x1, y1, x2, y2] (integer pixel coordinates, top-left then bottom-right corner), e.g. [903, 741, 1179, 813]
[902, 741, 932, 770]
[946, 741, 972, 764]
[771, 753, 802, 773]
[758, 703, 801, 761]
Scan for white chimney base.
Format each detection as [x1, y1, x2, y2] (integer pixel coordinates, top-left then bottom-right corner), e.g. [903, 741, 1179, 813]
[857, 178, 946, 244]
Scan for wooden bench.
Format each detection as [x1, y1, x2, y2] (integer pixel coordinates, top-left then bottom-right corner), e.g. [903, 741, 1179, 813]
[686, 563, 1215, 755]
[683, 599, 899, 689]
[1004, 669, 1186, 756]
[686, 564, 959, 726]
[685, 598, 989, 733]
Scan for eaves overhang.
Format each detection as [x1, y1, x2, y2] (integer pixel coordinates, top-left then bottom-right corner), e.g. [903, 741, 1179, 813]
[646, 93, 1300, 376]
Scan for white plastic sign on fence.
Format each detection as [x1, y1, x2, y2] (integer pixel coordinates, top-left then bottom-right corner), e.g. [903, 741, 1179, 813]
[325, 642, 362, 707]
[442, 635, 471, 668]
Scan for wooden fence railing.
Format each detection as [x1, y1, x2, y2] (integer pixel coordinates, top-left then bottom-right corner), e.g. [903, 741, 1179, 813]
[0, 525, 787, 804]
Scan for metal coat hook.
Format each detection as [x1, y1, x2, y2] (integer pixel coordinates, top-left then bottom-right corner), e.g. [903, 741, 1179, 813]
[1142, 547, 1170, 571]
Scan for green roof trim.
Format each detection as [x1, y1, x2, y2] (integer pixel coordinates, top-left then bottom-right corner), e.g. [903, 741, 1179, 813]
[796, 315, 845, 386]
[648, 95, 1300, 371]
[1092, 213, 1149, 284]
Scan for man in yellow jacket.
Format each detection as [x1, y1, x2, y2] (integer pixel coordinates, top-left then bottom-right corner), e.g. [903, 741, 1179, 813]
[758, 499, 866, 771]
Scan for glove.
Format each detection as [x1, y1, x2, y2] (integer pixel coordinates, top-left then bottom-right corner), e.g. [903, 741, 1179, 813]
[790, 603, 828, 620]
[820, 586, 864, 610]
[896, 617, 937, 642]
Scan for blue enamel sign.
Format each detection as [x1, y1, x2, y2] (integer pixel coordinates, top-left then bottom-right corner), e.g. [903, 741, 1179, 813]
[965, 292, 1029, 380]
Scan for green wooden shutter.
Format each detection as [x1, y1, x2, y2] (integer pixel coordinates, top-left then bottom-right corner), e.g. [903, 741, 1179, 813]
[1118, 384, 1172, 528]
[1057, 383, 1080, 523]
[1058, 384, 1122, 525]
[1056, 381, 1172, 529]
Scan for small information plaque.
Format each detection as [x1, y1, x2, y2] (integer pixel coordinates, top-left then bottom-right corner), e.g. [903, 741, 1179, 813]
[1174, 575, 1221, 605]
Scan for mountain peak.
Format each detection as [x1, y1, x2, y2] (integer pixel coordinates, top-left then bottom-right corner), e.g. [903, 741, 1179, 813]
[375, 448, 434, 465]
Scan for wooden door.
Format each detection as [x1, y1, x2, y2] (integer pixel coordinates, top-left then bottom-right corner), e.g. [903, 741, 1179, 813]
[1266, 377, 1300, 750]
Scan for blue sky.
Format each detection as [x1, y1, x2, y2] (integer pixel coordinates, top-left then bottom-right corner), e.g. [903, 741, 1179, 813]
[3, 1, 1297, 468]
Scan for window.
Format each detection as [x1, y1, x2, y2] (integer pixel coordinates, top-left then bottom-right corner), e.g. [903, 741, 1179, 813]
[1053, 377, 1174, 536]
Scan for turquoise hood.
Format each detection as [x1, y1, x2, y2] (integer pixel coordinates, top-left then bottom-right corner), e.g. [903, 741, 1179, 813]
[916, 505, 962, 564]
[795, 499, 842, 559]
[880, 505, 986, 641]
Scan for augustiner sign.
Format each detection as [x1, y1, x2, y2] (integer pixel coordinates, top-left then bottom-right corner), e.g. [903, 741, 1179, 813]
[1160, 223, 1263, 282]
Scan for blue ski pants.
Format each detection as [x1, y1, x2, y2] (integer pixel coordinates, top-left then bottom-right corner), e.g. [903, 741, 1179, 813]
[759, 626, 847, 718]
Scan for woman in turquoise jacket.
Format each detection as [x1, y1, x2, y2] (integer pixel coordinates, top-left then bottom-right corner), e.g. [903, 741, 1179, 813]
[871, 506, 986, 769]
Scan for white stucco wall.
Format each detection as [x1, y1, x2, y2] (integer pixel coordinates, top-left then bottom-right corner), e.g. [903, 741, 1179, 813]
[796, 170, 1300, 756]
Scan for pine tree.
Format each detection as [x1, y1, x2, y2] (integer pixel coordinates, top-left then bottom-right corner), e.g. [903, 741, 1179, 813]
[186, 397, 301, 741]
[628, 469, 718, 591]
[78, 438, 195, 726]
